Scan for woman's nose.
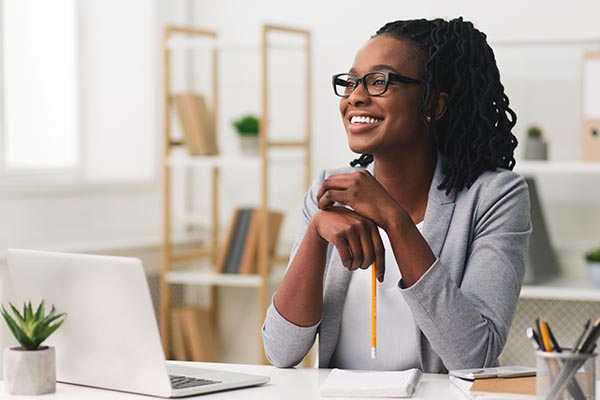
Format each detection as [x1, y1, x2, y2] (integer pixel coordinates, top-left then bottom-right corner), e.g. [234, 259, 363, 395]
[347, 82, 370, 106]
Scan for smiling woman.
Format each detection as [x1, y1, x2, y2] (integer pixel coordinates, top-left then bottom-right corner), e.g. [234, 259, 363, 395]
[263, 17, 531, 373]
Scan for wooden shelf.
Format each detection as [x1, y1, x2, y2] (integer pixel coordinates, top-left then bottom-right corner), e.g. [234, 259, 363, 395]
[166, 150, 305, 169]
[514, 161, 600, 175]
[166, 37, 306, 51]
[159, 24, 312, 363]
[165, 269, 284, 287]
[521, 274, 600, 301]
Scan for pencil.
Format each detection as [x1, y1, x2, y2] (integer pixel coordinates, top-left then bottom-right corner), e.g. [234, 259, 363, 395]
[538, 316, 553, 352]
[371, 262, 377, 359]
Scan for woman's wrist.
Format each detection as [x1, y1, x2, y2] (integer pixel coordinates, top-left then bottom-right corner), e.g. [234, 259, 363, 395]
[380, 207, 413, 234]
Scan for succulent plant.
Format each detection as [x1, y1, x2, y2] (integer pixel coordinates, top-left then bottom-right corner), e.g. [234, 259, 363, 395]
[527, 125, 542, 139]
[586, 246, 600, 263]
[232, 114, 260, 136]
[1, 301, 66, 350]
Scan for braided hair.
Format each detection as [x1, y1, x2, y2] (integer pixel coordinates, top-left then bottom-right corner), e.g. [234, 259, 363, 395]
[349, 17, 518, 193]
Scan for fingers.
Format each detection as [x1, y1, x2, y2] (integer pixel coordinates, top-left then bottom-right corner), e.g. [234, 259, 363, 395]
[316, 172, 370, 210]
[318, 189, 347, 210]
[333, 215, 381, 271]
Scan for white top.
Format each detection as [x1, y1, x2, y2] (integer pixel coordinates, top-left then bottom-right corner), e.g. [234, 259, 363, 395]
[330, 223, 424, 370]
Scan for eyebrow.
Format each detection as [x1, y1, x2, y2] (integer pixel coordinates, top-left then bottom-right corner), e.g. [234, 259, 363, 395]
[348, 64, 400, 75]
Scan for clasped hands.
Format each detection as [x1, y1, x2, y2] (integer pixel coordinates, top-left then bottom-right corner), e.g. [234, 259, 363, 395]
[312, 170, 406, 282]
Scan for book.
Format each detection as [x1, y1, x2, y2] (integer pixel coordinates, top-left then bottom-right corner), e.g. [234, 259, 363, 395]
[216, 208, 254, 274]
[238, 209, 284, 275]
[173, 92, 218, 156]
[449, 376, 536, 400]
[170, 308, 188, 361]
[178, 306, 218, 362]
[319, 368, 422, 398]
[582, 53, 600, 162]
[449, 365, 536, 380]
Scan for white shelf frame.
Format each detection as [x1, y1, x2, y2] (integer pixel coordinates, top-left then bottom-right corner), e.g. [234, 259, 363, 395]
[515, 160, 600, 175]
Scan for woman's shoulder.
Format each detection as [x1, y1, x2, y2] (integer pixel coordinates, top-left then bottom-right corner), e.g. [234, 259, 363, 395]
[472, 167, 526, 190]
[456, 167, 528, 206]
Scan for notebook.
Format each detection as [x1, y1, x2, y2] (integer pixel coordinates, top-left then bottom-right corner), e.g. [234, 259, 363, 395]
[449, 375, 536, 400]
[319, 368, 422, 398]
[5, 249, 270, 398]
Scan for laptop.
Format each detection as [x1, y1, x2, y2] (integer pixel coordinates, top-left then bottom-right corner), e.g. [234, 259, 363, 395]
[5, 248, 270, 398]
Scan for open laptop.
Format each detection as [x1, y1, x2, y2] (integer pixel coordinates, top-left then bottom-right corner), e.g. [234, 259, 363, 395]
[5, 248, 270, 398]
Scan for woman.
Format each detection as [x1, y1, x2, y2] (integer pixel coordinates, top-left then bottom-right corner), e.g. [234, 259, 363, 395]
[262, 17, 531, 373]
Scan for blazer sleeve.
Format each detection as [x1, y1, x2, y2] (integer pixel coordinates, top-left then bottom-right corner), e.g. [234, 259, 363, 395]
[400, 171, 531, 370]
[261, 170, 326, 367]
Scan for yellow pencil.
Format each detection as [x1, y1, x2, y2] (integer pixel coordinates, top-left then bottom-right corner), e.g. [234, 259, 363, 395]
[371, 262, 377, 359]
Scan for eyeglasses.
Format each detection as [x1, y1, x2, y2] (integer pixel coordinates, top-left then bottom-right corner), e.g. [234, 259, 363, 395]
[332, 71, 422, 98]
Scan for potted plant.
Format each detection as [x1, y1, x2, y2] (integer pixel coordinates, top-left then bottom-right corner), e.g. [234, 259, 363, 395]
[586, 245, 600, 287]
[232, 114, 260, 156]
[524, 125, 548, 160]
[2, 301, 66, 395]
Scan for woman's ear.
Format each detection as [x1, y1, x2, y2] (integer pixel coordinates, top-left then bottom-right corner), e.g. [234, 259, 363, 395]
[433, 92, 448, 120]
[425, 92, 449, 122]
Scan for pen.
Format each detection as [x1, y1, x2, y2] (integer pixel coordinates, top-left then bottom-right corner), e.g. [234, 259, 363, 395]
[578, 316, 600, 354]
[571, 319, 591, 353]
[371, 262, 377, 359]
[526, 327, 541, 351]
[546, 321, 562, 352]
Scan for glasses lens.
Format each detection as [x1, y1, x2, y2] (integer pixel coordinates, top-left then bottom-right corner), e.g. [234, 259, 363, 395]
[364, 72, 388, 96]
[333, 74, 357, 97]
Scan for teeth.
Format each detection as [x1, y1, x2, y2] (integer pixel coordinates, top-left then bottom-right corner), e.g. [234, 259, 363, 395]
[350, 116, 382, 124]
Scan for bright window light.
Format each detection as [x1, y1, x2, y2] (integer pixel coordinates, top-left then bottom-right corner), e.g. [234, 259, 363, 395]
[2, 0, 78, 169]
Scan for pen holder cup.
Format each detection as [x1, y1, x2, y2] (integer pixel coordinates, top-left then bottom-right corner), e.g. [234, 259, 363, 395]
[536, 350, 597, 400]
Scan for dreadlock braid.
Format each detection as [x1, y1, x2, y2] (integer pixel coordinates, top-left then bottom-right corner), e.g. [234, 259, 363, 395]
[349, 17, 518, 194]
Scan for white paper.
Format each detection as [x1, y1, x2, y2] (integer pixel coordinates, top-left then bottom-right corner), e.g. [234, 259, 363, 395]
[319, 368, 422, 398]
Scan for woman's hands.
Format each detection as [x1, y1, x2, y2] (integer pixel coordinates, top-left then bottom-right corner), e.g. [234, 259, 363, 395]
[316, 170, 402, 230]
[313, 170, 417, 281]
[311, 207, 386, 281]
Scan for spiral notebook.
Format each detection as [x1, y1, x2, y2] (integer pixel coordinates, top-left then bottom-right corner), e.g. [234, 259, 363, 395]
[319, 368, 422, 399]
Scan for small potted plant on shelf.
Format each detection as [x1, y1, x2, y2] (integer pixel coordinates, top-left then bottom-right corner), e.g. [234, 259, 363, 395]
[524, 125, 548, 160]
[586, 245, 600, 287]
[2, 301, 66, 395]
[232, 114, 260, 156]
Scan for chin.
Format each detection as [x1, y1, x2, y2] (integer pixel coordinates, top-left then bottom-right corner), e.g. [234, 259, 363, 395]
[347, 137, 372, 155]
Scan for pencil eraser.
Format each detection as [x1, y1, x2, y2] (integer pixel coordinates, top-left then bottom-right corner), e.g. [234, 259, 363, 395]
[371, 348, 377, 359]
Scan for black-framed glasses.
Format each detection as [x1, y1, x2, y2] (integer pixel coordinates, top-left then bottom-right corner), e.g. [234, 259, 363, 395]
[332, 71, 422, 98]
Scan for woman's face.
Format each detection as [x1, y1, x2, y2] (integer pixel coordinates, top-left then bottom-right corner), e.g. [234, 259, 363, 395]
[339, 35, 430, 159]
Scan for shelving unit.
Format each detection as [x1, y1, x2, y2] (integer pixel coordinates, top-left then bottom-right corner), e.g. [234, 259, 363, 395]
[159, 24, 312, 361]
[514, 160, 600, 175]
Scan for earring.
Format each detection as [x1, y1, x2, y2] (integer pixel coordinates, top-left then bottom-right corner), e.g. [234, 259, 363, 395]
[426, 115, 432, 123]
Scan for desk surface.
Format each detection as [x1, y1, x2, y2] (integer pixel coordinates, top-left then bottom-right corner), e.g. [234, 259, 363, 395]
[0, 361, 467, 400]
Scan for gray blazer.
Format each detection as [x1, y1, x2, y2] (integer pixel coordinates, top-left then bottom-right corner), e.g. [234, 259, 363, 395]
[262, 158, 531, 373]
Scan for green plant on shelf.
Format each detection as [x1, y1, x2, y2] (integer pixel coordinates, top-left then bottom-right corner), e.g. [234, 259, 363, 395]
[232, 114, 260, 136]
[585, 245, 600, 263]
[1, 300, 66, 350]
[527, 125, 542, 139]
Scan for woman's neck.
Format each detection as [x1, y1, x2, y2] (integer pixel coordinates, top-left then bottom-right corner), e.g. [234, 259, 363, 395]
[373, 150, 436, 224]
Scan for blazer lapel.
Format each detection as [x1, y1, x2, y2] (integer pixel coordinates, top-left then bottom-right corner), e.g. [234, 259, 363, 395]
[422, 156, 456, 258]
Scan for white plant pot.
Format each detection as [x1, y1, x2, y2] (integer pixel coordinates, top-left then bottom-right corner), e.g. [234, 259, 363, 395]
[587, 261, 600, 287]
[524, 138, 548, 160]
[239, 135, 259, 156]
[3, 346, 56, 395]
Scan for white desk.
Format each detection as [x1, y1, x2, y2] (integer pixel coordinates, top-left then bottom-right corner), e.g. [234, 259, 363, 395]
[0, 361, 468, 399]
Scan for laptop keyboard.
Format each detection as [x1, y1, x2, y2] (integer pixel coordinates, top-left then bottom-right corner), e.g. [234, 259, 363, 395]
[169, 374, 222, 389]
